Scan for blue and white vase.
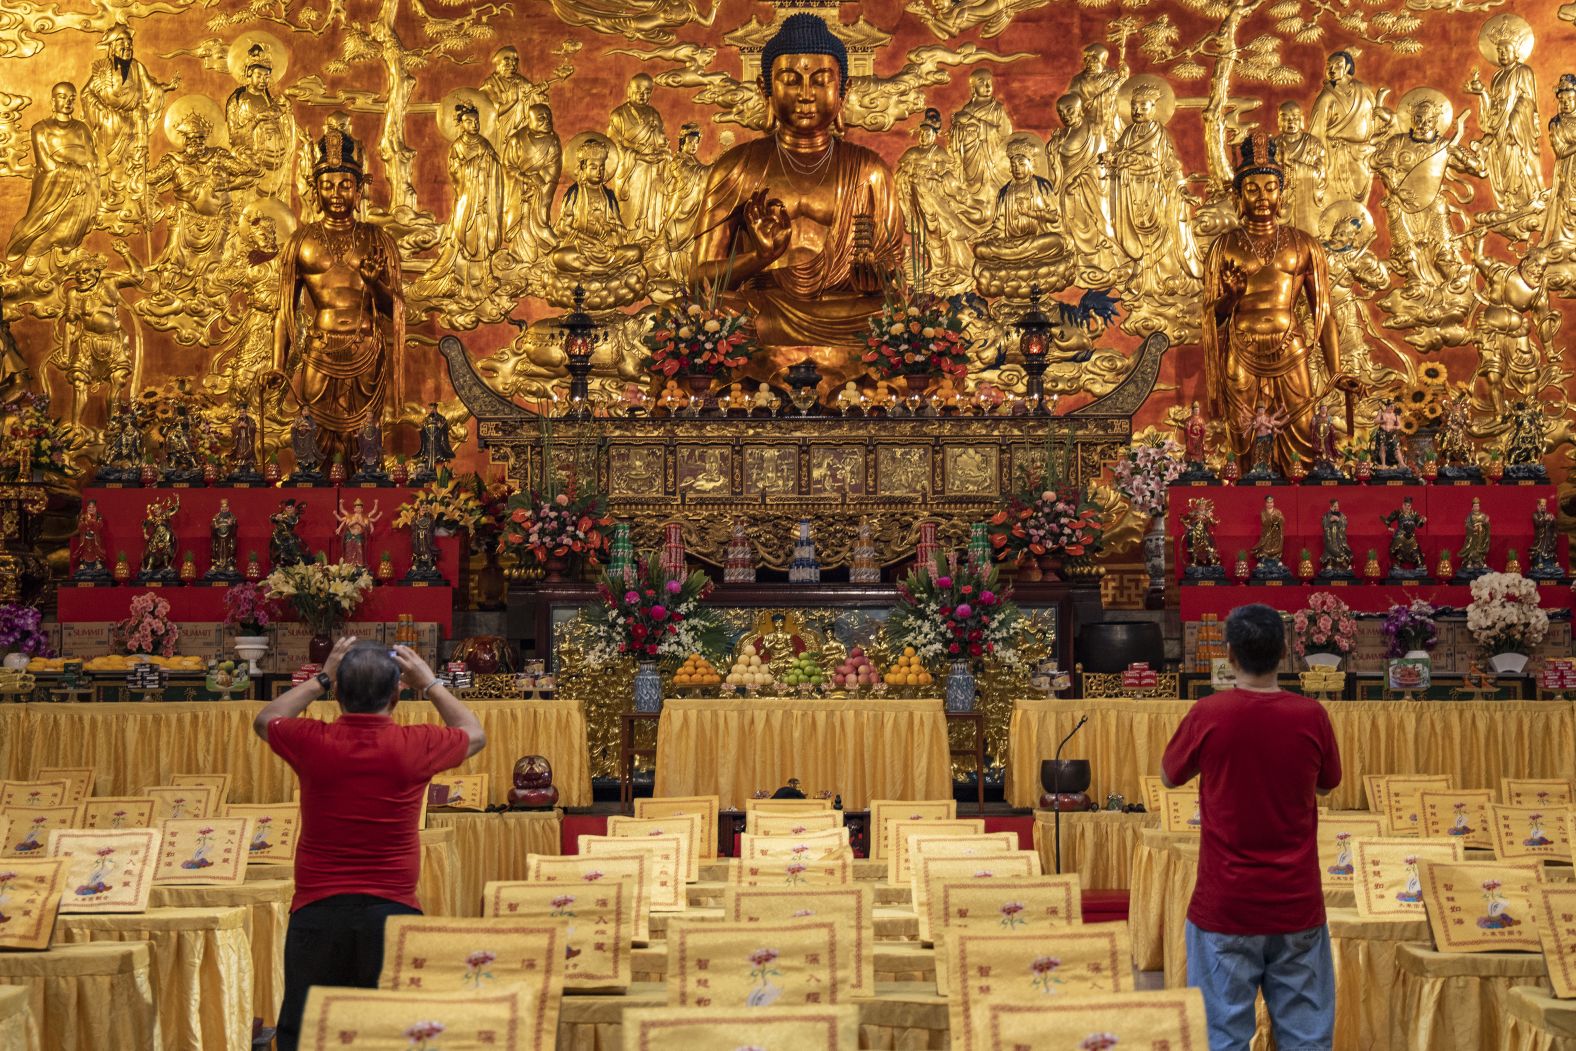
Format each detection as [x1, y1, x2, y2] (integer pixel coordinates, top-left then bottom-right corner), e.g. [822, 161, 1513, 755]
[633, 661, 663, 713]
[945, 660, 976, 713]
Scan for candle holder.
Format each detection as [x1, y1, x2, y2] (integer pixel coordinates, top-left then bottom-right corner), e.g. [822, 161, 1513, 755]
[1014, 285, 1053, 412]
[558, 285, 603, 414]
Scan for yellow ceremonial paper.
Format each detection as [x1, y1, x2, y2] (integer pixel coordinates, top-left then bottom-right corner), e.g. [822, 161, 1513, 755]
[169, 773, 232, 807]
[81, 797, 157, 831]
[37, 768, 94, 805]
[746, 810, 842, 837]
[1492, 804, 1573, 861]
[1533, 886, 1576, 999]
[578, 835, 685, 907]
[634, 796, 719, 859]
[665, 918, 849, 1007]
[1383, 776, 1454, 837]
[0, 857, 68, 949]
[153, 817, 254, 886]
[299, 985, 541, 1051]
[1503, 779, 1574, 808]
[378, 916, 566, 1042]
[144, 784, 219, 822]
[1140, 776, 1167, 815]
[932, 875, 1082, 956]
[525, 853, 654, 943]
[869, 799, 955, 860]
[48, 828, 160, 913]
[430, 774, 489, 811]
[1, 804, 83, 859]
[481, 878, 634, 991]
[886, 819, 989, 884]
[941, 922, 1135, 1048]
[739, 829, 850, 864]
[1317, 815, 1385, 888]
[608, 813, 703, 881]
[1418, 790, 1495, 850]
[744, 798, 834, 813]
[725, 856, 852, 888]
[620, 1004, 860, 1051]
[0, 780, 69, 809]
[1352, 837, 1466, 919]
[916, 852, 1043, 944]
[1419, 860, 1544, 954]
[1160, 790, 1203, 834]
[224, 804, 301, 864]
[975, 988, 1208, 1051]
[721, 885, 874, 996]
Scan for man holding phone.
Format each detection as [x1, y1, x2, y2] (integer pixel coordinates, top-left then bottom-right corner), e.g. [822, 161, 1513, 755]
[253, 637, 486, 1051]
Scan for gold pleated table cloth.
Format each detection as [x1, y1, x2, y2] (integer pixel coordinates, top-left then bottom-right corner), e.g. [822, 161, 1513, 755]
[0, 941, 159, 1051]
[425, 810, 563, 916]
[1033, 810, 1154, 890]
[150, 879, 291, 1027]
[1007, 699, 1576, 812]
[653, 698, 952, 810]
[0, 699, 593, 805]
[1392, 941, 1550, 1051]
[1505, 985, 1576, 1051]
[54, 906, 251, 1051]
[0, 985, 38, 1051]
[1129, 828, 1196, 972]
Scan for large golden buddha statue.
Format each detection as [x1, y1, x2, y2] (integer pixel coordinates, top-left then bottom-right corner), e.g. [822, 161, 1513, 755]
[689, 14, 903, 364]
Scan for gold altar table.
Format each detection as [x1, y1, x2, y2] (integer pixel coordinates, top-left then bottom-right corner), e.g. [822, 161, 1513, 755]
[1129, 827, 1193, 972]
[150, 879, 291, 1028]
[54, 906, 252, 1051]
[1008, 699, 1576, 811]
[1033, 809, 1154, 889]
[1506, 986, 1576, 1051]
[1393, 942, 1550, 1051]
[653, 698, 952, 810]
[425, 809, 563, 916]
[1328, 908, 1432, 1051]
[0, 699, 593, 806]
[0, 985, 38, 1051]
[0, 942, 159, 1051]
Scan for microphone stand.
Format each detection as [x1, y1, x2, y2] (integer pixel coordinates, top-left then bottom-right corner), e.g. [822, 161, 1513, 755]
[1053, 714, 1089, 875]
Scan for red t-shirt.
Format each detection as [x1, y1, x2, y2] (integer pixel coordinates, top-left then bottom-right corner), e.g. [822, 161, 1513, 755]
[1161, 688, 1342, 935]
[267, 712, 470, 912]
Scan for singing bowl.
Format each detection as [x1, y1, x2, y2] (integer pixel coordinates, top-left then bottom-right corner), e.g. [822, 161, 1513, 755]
[1040, 758, 1091, 796]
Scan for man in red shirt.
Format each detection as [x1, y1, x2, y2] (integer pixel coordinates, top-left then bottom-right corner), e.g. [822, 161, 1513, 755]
[253, 637, 485, 1051]
[1161, 603, 1342, 1051]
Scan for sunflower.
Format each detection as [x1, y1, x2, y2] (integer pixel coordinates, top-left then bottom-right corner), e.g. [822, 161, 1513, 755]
[1400, 415, 1419, 435]
[1404, 386, 1430, 408]
[1418, 362, 1448, 386]
[1423, 400, 1443, 420]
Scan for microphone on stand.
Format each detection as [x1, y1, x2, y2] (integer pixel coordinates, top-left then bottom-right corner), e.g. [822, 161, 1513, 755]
[1053, 715, 1089, 875]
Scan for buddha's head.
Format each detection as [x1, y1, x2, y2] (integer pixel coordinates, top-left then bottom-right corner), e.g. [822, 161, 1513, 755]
[527, 103, 553, 134]
[1232, 132, 1284, 223]
[1080, 43, 1108, 75]
[245, 42, 274, 93]
[1559, 74, 1576, 115]
[626, 72, 654, 106]
[1326, 50, 1355, 85]
[758, 13, 849, 137]
[1007, 139, 1035, 181]
[1129, 83, 1159, 123]
[576, 138, 610, 186]
[969, 68, 995, 100]
[492, 45, 519, 77]
[1277, 100, 1304, 136]
[1055, 93, 1083, 129]
[50, 82, 76, 119]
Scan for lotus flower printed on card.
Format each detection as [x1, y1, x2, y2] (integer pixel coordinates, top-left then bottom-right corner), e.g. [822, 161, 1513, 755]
[1397, 856, 1424, 903]
[1000, 901, 1027, 929]
[1328, 832, 1355, 876]
[404, 1020, 445, 1050]
[1449, 803, 1473, 837]
[15, 818, 45, 854]
[249, 818, 273, 853]
[0, 870, 15, 922]
[1030, 955, 1065, 995]
[462, 950, 496, 988]
[746, 947, 782, 1006]
[1526, 813, 1554, 847]
[181, 826, 216, 869]
[1478, 879, 1520, 929]
[1080, 1036, 1120, 1051]
[77, 847, 116, 895]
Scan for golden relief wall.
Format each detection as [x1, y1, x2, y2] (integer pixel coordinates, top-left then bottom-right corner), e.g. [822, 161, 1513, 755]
[0, 0, 1572, 495]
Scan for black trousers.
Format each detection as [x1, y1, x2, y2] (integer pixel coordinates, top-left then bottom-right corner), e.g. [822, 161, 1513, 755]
[275, 894, 421, 1051]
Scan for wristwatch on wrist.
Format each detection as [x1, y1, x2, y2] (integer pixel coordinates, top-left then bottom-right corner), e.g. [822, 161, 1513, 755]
[314, 671, 332, 694]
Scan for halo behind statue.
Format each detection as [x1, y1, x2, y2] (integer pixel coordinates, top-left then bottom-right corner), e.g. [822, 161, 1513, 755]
[227, 30, 289, 84]
[162, 94, 226, 147]
[1318, 199, 1376, 250]
[1396, 87, 1452, 136]
[564, 130, 615, 169]
[1116, 74, 1177, 126]
[1004, 132, 1049, 179]
[1478, 13, 1534, 65]
[437, 88, 496, 142]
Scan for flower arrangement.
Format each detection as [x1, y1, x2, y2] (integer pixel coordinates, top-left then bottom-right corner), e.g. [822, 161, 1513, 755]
[642, 299, 754, 377]
[889, 560, 1022, 667]
[989, 488, 1103, 562]
[1399, 361, 1451, 435]
[0, 603, 51, 658]
[393, 469, 485, 535]
[262, 559, 374, 637]
[1109, 429, 1185, 519]
[466, 473, 515, 555]
[582, 557, 728, 668]
[1466, 572, 1549, 656]
[1290, 592, 1358, 658]
[862, 292, 970, 380]
[113, 591, 180, 656]
[222, 583, 275, 636]
[500, 483, 612, 567]
[1382, 599, 1438, 658]
[1, 393, 84, 479]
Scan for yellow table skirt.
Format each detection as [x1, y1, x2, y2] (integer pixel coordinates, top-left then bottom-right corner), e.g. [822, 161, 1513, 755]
[1162, 841, 1201, 989]
[150, 879, 291, 1028]
[55, 906, 251, 1051]
[1007, 699, 1576, 812]
[1393, 941, 1550, 1051]
[1129, 828, 1195, 972]
[416, 825, 460, 916]
[0, 985, 38, 1051]
[0, 699, 593, 806]
[0, 941, 159, 1051]
[1506, 986, 1576, 1051]
[654, 698, 952, 810]
[1032, 810, 1154, 890]
[1328, 908, 1432, 1051]
[425, 810, 562, 916]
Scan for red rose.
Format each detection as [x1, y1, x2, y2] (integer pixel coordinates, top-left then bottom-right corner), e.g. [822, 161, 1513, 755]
[949, 642, 961, 654]
[644, 643, 659, 655]
[969, 643, 982, 656]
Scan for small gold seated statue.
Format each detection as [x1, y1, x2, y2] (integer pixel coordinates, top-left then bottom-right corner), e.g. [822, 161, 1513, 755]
[546, 136, 646, 309]
[973, 138, 1074, 300]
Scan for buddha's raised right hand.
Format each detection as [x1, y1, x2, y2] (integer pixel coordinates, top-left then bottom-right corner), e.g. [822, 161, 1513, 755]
[741, 188, 790, 263]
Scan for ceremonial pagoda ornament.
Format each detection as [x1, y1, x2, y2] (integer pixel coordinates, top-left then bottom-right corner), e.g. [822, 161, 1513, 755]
[849, 519, 881, 584]
[660, 522, 687, 579]
[1318, 499, 1354, 581]
[1250, 495, 1291, 581]
[138, 495, 180, 583]
[1530, 499, 1563, 582]
[1382, 497, 1429, 580]
[1457, 497, 1492, 581]
[723, 520, 756, 584]
[74, 500, 110, 581]
[788, 518, 821, 584]
[206, 499, 240, 582]
[1180, 499, 1225, 582]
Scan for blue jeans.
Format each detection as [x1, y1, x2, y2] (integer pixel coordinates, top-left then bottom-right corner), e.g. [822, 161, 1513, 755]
[1185, 920, 1335, 1051]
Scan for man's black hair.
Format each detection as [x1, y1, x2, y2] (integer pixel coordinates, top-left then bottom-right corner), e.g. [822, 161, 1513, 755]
[1224, 603, 1287, 677]
[335, 640, 401, 713]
